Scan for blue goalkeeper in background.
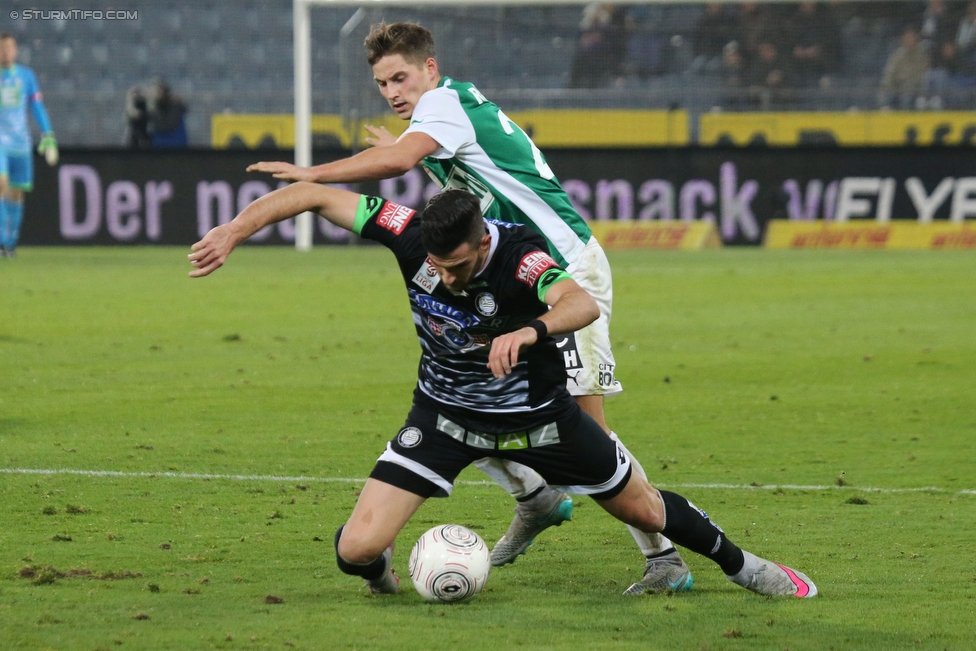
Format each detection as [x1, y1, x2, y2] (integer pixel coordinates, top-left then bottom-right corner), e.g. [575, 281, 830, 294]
[1, 33, 58, 257]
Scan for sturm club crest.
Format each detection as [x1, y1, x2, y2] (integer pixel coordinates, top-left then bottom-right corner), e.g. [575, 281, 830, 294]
[397, 427, 423, 448]
[475, 293, 498, 317]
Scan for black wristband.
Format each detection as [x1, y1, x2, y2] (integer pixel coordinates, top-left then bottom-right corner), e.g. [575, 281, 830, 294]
[526, 319, 548, 342]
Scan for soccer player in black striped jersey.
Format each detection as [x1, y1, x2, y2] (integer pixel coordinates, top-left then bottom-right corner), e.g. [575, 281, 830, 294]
[248, 22, 690, 592]
[188, 184, 818, 600]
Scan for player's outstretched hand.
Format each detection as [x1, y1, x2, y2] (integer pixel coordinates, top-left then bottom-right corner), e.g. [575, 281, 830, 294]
[487, 327, 538, 379]
[247, 161, 315, 182]
[364, 125, 397, 148]
[188, 224, 240, 278]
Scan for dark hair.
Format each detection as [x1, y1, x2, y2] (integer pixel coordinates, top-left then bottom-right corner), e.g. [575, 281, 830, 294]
[420, 190, 486, 256]
[0, 33, 15, 42]
[364, 22, 435, 67]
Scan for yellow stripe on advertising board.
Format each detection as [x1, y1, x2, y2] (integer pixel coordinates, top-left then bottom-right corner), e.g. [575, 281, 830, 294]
[212, 110, 689, 149]
[700, 112, 976, 146]
[765, 221, 976, 250]
[589, 221, 722, 250]
[210, 114, 403, 149]
[699, 112, 867, 146]
[507, 110, 689, 146]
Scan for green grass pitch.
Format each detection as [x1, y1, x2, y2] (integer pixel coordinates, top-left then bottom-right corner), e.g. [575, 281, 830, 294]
[1, 246, 974, 651]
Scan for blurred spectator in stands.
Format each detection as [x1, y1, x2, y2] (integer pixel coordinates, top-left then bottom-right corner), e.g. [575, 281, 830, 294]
[720, 40, 747, 109]
[622, 5, 665, 80]
[124, 85, 151, 149]
[149, 79, 188, 148]
[920, 0, 958, 51]
[746, 37, 793, 109]
[731, 2, 775, 65]
[923, 39, 959, 108]
[956, 1, 976, 74]
[692, 3, 733, 74]
[569, 4, 628, 88]
[922, 0, 970, 110]
[878, 26, 930, 109]
[787, 2, 841, 88]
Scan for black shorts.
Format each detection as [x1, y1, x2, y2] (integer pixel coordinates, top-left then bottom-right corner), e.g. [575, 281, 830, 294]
[369, 401, 632, 500]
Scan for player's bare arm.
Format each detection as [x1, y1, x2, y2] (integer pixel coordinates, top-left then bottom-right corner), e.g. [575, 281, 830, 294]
[247, 132, 439, 183]
[188, 183, 361, 278]
[487, 279, 599, 379]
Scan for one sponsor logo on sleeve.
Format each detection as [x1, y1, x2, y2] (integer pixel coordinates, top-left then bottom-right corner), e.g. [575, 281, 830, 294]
[376, 202, 416, 235]
[516, 251, 558, 286]
[537, 268, 565, 295]
[363, 195, 384, 219]
[412, 258, 441, 293]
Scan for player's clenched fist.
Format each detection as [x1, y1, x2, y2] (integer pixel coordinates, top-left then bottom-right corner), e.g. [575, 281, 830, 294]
[487, 327, 538, 379]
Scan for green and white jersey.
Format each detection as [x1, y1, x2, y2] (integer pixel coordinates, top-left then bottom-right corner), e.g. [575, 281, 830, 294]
[402, 76, 591, 268]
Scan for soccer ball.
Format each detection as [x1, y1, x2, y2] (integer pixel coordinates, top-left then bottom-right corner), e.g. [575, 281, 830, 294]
[408, 524, 490, 603]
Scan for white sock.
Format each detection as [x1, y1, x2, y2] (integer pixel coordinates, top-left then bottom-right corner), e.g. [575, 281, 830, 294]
[472, 457, 546, 500]
[610, 432, 677, 557]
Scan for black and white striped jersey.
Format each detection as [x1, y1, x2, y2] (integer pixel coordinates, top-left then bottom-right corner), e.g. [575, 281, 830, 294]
[354, 195, 577, 434]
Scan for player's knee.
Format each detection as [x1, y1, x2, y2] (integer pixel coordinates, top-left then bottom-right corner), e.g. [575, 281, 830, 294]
[334, 524, 385, 566]
[635, 507, 665, 533]
[603, 476, 666, 532]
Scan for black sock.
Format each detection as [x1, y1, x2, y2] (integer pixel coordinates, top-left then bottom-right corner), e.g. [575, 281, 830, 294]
[658, 490, 745, 575]
[645, 546, 678, 561]
[333, 526, 387, 580]
[515, 485, 546, 503]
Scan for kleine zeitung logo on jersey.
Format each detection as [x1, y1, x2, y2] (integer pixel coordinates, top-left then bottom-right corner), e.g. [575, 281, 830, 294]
[516, 251, 557, 286]
[376, 203, 416, 235]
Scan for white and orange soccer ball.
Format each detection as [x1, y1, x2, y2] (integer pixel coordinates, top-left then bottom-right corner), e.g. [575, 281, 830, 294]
[408, 524, 490, 603]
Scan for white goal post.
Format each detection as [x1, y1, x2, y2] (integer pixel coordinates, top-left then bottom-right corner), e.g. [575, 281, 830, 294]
[291, 0, 886, 250]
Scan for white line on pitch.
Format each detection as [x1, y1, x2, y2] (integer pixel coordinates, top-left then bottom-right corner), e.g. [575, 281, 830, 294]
[1, 468, 973, 495]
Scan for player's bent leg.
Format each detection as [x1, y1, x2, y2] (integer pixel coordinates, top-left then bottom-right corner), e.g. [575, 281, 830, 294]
[338, 478, 424, 562]
[335, 478, 426, 594]
[609, 431, 693, 594]
[592, 469, 665, 533]
[598, 480, 817, 598]
[575, 389, 692, 592]
[338, 478, 426, 564]
[473, 457, 546, 498]
[489, 482, 573, 567]
[477, 457, 573, 567]
[573, 394, 610, 434]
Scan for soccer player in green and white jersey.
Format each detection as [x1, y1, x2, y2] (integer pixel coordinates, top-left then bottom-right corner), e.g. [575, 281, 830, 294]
[248, 22, 691, 595]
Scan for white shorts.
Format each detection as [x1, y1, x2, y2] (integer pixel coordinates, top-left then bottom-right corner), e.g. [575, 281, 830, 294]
[559, 236, 622, 397]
